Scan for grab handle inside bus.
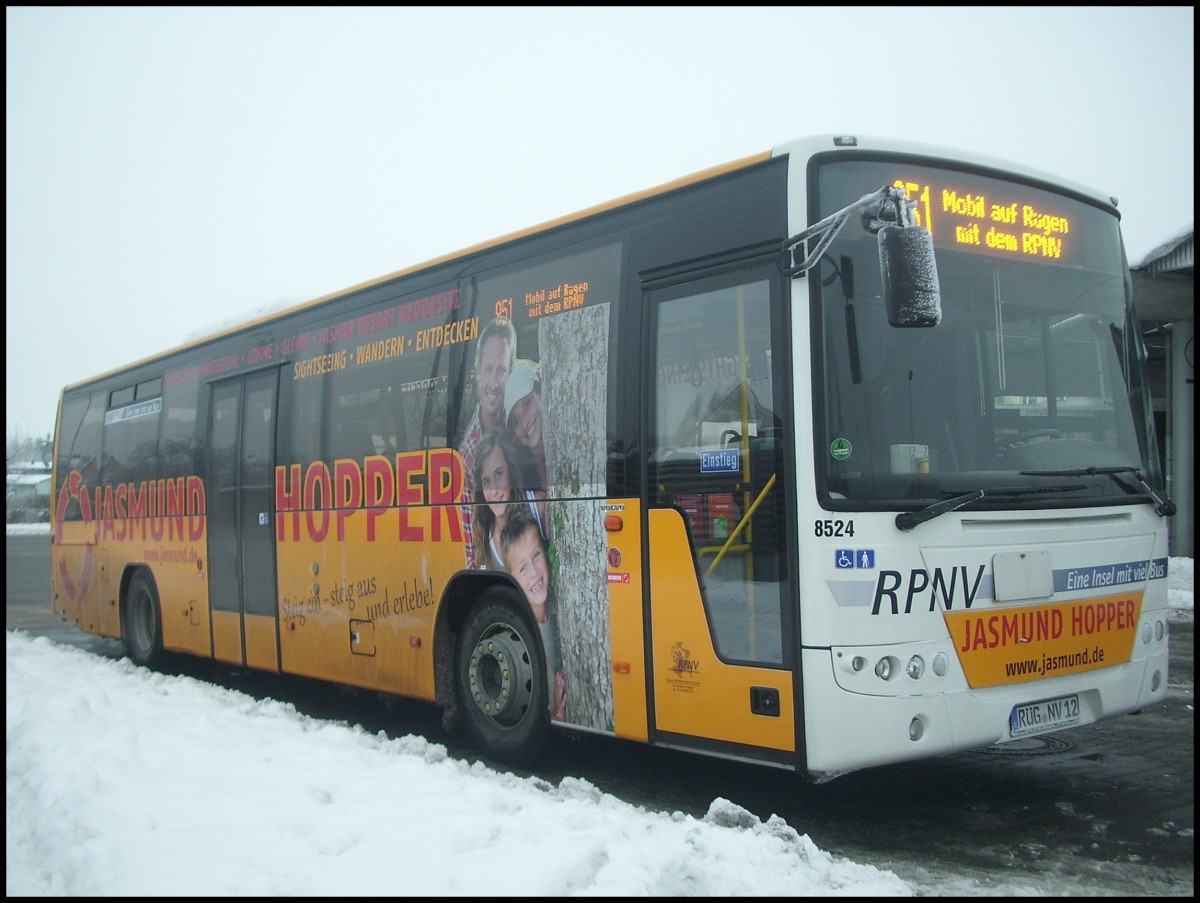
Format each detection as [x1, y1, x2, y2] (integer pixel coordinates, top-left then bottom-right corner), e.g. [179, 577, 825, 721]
[704, 473, 778, 576]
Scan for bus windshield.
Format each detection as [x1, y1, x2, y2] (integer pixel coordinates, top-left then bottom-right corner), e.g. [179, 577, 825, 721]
[813, 157, 1160, 510]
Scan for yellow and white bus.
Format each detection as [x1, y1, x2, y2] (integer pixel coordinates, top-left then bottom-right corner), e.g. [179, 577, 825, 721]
[51, 135, 1174, 780]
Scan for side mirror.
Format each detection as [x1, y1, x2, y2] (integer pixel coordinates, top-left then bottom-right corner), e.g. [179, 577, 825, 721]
[778, 185, 943, 329]
[879, 224, 941, 328]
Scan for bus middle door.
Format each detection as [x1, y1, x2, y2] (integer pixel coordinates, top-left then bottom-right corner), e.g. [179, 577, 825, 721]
[206, 369, 281, 670]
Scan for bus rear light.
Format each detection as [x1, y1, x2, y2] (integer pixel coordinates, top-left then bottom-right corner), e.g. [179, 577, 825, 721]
[604, 514, 623, 531]
[612, 661, 630, 674]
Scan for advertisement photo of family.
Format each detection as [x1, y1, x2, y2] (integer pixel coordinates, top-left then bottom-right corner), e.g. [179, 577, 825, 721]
[455, 242, 620, 731]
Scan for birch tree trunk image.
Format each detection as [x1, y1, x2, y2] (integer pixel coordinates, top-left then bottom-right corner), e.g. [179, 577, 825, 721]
[539, 301, 613, 731]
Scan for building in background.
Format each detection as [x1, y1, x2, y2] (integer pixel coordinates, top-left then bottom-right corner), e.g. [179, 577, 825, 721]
[1132, 226, 1194, 556]
[6, 461, 51, 523]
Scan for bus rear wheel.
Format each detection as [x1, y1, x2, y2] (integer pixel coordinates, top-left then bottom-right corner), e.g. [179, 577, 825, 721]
[122, 569, 163, 669]
[455, 589, 549, 764]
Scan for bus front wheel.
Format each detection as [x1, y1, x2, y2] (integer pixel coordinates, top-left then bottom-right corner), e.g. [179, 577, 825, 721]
[122, 570, 163, 669]
[455, 589, 549, 764]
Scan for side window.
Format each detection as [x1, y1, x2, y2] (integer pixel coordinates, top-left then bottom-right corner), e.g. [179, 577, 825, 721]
[324, 298, 453, 462]
[160, 373, 199, 476]
[103, 384, 161, 486]
[289, 361, 324, 468]
[55, 391, 104, 520]
[650, 271, 787, 665]
[326, 364, 384, 463]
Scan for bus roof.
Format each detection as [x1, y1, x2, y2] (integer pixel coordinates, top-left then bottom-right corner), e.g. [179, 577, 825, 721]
[62, 134, 1118, 394]
[62, 150, 771, 392]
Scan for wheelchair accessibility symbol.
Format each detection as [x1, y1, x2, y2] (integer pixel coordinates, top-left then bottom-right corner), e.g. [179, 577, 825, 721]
[835, 549, 875, 569]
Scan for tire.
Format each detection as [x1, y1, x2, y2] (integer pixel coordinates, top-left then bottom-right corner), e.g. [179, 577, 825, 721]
[455, 588, 549, 764]
[123, 569, 163, 669]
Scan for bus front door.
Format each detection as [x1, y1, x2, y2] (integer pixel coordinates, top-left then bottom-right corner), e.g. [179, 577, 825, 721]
[645, 269, 796, 764]
[206, 369, 281, 670]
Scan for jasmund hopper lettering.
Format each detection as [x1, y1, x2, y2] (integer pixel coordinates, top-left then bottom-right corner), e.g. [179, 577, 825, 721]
[274, 450, 465, 543]
[55, 470, 206, 544]
[957, 597, 1136, 652]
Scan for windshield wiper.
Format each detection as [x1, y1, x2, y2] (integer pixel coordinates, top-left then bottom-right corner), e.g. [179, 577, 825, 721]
[1020, 466, 1176, 517]
[895, 485, 1086, 532]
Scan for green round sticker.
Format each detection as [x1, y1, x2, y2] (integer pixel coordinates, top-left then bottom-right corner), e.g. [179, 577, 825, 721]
[830, 438, 852, 460]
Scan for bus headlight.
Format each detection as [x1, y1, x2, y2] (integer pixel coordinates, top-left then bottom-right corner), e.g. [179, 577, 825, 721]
[932, 652, 949, 677]
[906, 655, 925, 680]
[875, 656, 897, 681]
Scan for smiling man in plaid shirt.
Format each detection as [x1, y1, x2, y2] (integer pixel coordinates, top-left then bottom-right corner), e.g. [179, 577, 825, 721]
[458, 316, 517, 568]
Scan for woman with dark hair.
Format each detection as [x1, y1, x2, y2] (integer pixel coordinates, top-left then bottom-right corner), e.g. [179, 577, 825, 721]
[470, 427, 547, 570]
[503, 358, 547, 492]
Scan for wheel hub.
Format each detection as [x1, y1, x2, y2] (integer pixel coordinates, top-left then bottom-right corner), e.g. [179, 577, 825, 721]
[466, 623, 535, 726]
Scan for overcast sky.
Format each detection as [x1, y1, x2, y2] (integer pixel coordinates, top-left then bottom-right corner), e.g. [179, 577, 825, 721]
[6, 7, 1194, 441]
